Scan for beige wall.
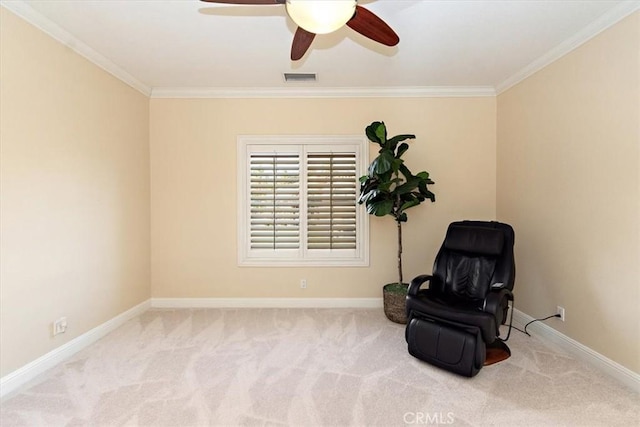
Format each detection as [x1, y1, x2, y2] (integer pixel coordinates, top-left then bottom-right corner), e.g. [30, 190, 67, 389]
[150, 97, 497, 298]
[0, 9, 151, 376]
[497, 12, 640, 372]
[6, 1, 635, 382]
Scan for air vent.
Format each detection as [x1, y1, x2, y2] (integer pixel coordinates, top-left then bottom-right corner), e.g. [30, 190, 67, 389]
[283, 73, 317, 83]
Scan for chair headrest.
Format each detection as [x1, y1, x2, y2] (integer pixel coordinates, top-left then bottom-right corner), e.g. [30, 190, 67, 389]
[443, 225, 504, 256]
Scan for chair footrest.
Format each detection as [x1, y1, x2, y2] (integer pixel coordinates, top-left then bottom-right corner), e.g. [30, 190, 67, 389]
[406, 317, 486, 377]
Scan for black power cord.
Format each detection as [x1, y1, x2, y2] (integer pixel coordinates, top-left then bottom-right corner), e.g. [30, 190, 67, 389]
[513, 313, 562, 337]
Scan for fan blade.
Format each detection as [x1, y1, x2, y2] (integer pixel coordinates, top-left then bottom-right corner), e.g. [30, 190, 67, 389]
[199, 0, 284, 4]
[347, 5, 399, 47]
[291, 27, 316, 61]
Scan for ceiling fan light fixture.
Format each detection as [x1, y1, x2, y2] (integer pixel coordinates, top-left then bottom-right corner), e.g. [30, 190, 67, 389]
[286, 0, 356, 35]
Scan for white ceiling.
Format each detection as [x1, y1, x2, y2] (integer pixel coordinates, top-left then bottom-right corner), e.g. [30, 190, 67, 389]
[4, 0, 639, 96]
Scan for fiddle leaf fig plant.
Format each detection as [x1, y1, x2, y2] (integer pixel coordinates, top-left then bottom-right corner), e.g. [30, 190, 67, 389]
[358, 121, 435, 286]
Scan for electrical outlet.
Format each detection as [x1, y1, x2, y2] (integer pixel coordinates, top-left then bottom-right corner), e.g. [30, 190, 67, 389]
[300, 279, 307, 289]
[53, 317, 67, 335]
[556, 306, 565, 322]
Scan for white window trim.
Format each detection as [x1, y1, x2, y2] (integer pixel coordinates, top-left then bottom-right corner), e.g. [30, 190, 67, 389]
[237, 135, 369, 267]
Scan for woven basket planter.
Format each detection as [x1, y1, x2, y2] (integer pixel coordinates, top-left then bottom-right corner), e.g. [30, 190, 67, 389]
[383, 283, 409, 324]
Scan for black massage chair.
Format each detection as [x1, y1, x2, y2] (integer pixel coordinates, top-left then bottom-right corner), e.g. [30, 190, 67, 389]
[405, 220, 516, 377]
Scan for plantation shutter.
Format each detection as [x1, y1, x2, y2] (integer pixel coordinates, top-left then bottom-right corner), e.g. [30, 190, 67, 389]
[239, 137, 367, 266]
[306, 152, 357, 250]
[249, 153, 300, 249]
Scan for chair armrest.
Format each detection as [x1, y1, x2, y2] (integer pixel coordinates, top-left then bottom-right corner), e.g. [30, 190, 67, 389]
[483, 288, 513, 315]
[408, 275, 433, 297]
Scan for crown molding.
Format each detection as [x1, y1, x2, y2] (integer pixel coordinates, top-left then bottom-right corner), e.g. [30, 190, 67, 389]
[1, 1, 152, 97]
[496, 1, 640, 95]
[150, 86, 496, 99]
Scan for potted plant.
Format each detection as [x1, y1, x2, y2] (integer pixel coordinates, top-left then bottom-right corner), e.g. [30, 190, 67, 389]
[358, 121, 435, 324]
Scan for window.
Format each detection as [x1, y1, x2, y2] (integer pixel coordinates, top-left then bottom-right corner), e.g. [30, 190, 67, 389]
[238, 136, 369, 266]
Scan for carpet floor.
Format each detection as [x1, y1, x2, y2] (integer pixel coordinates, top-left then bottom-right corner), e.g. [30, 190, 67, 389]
[1, 308, 638, 426]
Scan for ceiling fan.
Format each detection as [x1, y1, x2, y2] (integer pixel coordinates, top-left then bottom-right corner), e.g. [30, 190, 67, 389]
[199, 0, 399, 60]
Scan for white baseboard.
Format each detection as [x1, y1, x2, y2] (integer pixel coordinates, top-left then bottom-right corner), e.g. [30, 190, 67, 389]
[512, 309, 640, 392]
[150, 297, 383, 309]
[0, 299, 151, 400]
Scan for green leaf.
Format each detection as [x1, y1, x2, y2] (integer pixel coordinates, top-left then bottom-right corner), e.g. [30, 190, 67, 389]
[359, 177, 377, 193]
[358, 188, 379, 204]
[368, 199, 394, 217]
[400, 198, 421, 211]
[365, 121, 387, 145]
[390, 157, 403, 174]
[395, 177, 420, 195]
[396, 143, 410, 158]
[418, 182, 436, 202]
[369, 151, 395, 175]
[379, 181, 392, 192]
[365, 121, 385, 145]
[426, 191, 436, 202]
[375, 122, 387, 143]
[386, 134, 415, 151]
[416, 172, 434, 185]
[398, 163, 414, 180]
